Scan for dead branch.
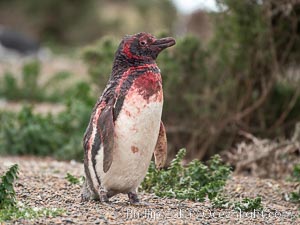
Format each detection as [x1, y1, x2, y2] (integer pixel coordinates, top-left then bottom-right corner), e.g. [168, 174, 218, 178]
[234, 142, 296, 174]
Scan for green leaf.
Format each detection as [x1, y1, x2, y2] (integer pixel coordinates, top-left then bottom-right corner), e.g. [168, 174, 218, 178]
[141, 149, 232, 203]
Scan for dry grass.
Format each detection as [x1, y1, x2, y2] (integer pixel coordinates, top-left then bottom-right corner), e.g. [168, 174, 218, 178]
[223, 131, 300, 180]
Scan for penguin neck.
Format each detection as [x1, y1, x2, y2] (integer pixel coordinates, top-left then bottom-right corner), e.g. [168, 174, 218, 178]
[111, 53, 157, 80]
[115, 51, 156, 66]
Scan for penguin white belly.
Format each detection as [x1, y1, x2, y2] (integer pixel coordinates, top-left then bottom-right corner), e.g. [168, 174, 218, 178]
[95, 89, 163, 193]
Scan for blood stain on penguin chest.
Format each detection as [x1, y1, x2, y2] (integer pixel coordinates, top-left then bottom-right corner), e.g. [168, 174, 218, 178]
[96, 73, 163, 193]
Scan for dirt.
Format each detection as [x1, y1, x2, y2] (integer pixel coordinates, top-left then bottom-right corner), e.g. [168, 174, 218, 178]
[0, 156, 299, 225]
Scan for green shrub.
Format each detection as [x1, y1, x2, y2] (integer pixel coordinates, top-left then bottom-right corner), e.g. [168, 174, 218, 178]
[65, 173, 84, 185]
[292, 164, 300, 182]
[212, 195, 263, 212]
[0, 164, 19, 209]
[0, 61, 73, 102]
[0, 164, 63, 222]
[0, 107, 60, 156]
[289, 191, 300, 204]
[0, 205, 63, 222]
[233, 197, 263, 212]
[0, 61, 96, 161]
[0, 90, 94, 161]
[142, 149, 263, 211]
[288, 164, 300, 204]
[141, 149, 231, 201]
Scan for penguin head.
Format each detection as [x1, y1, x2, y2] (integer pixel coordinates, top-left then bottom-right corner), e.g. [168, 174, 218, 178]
[118, 32, 176, 62]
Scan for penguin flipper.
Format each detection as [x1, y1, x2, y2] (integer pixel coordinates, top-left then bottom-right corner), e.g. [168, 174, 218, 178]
[154, 121, 167, 170]
[98, 106, 114, 173]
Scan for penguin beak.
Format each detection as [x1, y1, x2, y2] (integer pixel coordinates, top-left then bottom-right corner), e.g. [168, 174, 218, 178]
[150, 37, 175, 58]
[151, 37, 176, 52]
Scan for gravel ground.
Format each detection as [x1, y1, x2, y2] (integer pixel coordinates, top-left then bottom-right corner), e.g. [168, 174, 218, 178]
[0, 156, 299, 224]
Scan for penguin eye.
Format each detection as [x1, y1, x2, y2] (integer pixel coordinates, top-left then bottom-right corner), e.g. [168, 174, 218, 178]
[140, 41, 146, 46]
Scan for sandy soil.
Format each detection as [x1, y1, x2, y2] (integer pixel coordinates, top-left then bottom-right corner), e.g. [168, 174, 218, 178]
[0, 156, 299, 224]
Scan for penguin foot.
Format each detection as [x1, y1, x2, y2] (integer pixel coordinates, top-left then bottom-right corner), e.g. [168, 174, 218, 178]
[81, 181, 89, 202]
[100, 191, 110, 203]
[81, 193, 90, 202]
[128, 192, 139, 204]
[81, 181, 99, 202]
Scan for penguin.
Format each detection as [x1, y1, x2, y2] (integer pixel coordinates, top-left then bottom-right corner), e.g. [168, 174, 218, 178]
[82, 32, 176, 204]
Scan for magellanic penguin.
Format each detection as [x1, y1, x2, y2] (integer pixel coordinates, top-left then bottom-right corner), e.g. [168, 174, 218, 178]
[82, 32, 176, 204]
